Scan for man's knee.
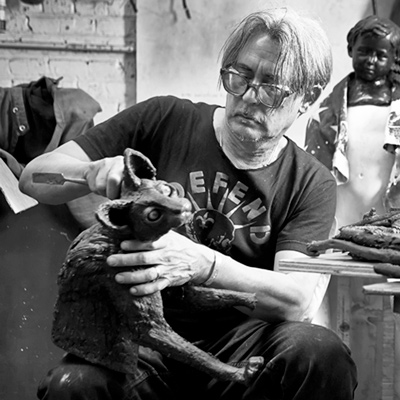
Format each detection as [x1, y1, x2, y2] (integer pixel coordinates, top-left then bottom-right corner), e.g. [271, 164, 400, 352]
[299, 324, 350, 358]
[37, 356, 125, 400]
[284, 323, 356, 377]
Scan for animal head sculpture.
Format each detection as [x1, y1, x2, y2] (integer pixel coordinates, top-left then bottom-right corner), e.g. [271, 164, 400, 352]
[96, 148, 193, 240]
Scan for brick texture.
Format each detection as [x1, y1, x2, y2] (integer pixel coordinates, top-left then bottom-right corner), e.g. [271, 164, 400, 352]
[0, 0, 136, 123]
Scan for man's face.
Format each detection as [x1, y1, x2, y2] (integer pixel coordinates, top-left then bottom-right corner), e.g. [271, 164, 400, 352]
[224, 33, 306, 143]
[350, 33, 395, 82]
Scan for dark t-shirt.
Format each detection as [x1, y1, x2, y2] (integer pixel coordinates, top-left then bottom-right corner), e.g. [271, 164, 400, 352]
[75, 95, 336, 340]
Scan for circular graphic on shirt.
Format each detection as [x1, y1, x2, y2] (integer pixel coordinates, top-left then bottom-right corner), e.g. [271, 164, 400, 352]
[186, 209, 235, 253]
[171, 181, 271, 253]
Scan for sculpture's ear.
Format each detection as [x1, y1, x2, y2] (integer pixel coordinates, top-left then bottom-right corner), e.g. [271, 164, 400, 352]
[347, 44, 353, 58]
[123, 149, 157, 189]
[96, 200, 133, 234]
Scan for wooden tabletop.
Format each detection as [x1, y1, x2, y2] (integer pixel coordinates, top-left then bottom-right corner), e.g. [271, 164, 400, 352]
[279, 252, 400, 297]
[279, 252, 384, 278]
[362, 282, 400, 296]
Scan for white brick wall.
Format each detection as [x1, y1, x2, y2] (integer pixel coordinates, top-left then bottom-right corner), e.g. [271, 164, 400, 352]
[0, 0, 136, 124]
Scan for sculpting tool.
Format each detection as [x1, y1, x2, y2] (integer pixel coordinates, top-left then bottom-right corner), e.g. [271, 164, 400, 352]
[32, 172, 87, 186]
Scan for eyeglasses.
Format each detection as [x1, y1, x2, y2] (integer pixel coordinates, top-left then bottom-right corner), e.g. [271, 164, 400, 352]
[220, 67, 292, 108]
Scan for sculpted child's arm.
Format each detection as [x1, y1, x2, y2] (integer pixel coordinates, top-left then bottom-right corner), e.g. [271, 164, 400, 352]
[19, 141, 124, 204]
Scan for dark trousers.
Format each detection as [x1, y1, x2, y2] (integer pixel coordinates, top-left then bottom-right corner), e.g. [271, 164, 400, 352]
[37, 319, 358, 400]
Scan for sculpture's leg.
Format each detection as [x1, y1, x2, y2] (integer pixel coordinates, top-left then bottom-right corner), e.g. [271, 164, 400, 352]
[165, 286, 257, 312]
[138, 320, 264, 386]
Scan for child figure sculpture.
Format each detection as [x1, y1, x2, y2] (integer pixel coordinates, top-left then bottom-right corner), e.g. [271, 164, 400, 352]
[305, 15, 400, 225]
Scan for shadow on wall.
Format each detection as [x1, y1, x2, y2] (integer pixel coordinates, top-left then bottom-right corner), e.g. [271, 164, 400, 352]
[391, 0, 400, 25]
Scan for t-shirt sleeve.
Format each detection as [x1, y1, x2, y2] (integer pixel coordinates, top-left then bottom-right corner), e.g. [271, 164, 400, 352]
[276, 177, 337, 254]
[73, 97, 164, 161]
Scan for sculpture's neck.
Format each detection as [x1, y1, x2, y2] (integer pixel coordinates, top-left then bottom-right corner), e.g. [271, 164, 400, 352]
[348, 76, 392, 107]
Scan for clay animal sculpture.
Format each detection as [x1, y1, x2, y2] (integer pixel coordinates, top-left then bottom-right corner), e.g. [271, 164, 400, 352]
[307, 208, 400, 277]
[52, 148, 264, 386]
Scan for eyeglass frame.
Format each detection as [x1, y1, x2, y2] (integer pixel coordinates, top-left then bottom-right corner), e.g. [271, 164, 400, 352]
[220, 66, 293, 109]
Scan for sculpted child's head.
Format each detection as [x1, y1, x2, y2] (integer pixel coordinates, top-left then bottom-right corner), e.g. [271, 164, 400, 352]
[347, 15, 400, 82]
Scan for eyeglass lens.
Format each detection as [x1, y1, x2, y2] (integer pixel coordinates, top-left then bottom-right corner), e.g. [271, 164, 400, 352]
[222, 71, 283, 107]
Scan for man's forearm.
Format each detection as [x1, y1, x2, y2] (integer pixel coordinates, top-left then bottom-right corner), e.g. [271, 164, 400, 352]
[208, 251, 321, 322]
[19, 152, 92, 204]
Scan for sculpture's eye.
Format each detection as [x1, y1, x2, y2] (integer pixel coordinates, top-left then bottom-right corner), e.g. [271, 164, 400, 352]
[147, 209, 162, 222]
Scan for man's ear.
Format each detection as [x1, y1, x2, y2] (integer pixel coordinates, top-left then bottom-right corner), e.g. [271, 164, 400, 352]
[299, 85, 323, 115]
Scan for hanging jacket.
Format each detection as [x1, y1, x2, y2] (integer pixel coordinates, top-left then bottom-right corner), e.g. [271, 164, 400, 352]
[0, 76, 101, 178]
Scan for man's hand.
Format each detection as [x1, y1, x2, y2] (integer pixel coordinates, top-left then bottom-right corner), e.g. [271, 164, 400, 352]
[85, 156, 124, 199]
[107, 231, 215, 296]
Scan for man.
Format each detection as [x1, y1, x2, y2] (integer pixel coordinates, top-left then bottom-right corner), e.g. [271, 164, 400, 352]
[20, 8, 357, 400]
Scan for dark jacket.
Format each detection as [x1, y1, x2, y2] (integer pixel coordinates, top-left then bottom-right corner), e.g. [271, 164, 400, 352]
[0, 76, 101, 178]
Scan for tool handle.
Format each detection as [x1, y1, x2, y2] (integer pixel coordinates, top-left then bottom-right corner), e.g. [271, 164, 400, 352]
[64, 177, 88, 185]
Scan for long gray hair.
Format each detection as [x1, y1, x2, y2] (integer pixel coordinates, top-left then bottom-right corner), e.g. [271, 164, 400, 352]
[219, 8, 332, 102]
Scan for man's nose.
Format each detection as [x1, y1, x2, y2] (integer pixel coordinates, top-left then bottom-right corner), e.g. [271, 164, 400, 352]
[242, 85, 260, 105]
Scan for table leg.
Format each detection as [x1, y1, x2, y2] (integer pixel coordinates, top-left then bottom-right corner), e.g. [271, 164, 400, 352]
[335, 276, 351, 346]
[363, 282, 400, 400]
[394, 295, 400, 400]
